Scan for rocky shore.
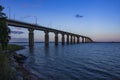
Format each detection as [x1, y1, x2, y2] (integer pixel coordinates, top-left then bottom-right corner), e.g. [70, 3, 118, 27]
[10, 52, 43, 80]
[0, 44, 43, 80]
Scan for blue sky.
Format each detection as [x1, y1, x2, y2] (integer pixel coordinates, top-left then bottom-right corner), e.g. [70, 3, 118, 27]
[0, 0, 120, 42]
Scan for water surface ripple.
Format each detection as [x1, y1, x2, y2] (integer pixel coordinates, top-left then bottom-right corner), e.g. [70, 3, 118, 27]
[15, 43, 120, 80]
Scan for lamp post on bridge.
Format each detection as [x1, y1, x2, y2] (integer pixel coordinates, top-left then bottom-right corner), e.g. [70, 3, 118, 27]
[13, 14, 16, 20]
[7, 6, 11, 19]
[33, 16, 37, 25]
[22, 15, 38, 25]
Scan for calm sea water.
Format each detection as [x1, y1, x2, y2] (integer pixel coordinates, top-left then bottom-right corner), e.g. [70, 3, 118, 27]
[13, 42, 120, 80]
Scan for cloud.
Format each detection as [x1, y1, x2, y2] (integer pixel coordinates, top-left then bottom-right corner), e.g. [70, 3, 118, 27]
[11, 31, 24, 34]
[75, 14, 83, 18]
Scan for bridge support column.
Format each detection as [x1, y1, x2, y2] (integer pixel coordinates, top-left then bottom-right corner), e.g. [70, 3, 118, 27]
[55, 32, 58, 45]
[85, 38, 88, 43]
[84, 38, 86, 43]
[77, 36, 80, 44]
[86, 38, 88, 43]
[62, 34, 65, 45]
[67, 34, 69, 44]
[74, 36, 76, 44]
[45, 31, 49, 46]
[28, 28, 34, 47]
[85, 38, 87, 43]
[88, 39, 90, 42]
[72, 36, 74, 44]
[71, 35, 73, 44]
[82, 37, 84, 43]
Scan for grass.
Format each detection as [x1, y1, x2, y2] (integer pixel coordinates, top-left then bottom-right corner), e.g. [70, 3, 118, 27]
[0, 44, 24, 51]
[0, 44, 24, 80]
[0, 53, 14, 80]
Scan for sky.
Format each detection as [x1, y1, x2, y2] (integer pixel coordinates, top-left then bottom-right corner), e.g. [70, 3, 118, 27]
[0, 0, 120, 42]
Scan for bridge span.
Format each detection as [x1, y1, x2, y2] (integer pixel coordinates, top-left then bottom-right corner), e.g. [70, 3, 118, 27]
[5, 19, 93, 47]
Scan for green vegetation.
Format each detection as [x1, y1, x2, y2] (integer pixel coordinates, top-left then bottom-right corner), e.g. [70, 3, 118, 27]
[0, 44, 24, 80]
[0, 44, 24, 51]
[0, 5, 11, 50]
[0, 53, 16, 80]
[0, 5, 24, 79]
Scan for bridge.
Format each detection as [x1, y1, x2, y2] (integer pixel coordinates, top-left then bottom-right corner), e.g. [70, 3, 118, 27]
[4, 19, 93, 47]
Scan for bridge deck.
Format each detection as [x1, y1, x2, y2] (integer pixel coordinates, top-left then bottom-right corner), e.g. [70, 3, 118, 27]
[7, 19, 83, 36]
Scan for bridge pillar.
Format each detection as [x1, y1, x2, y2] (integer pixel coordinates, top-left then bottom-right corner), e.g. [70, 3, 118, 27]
[45, 31, 49, 46]
[86, 38, 87, 43]
[67, 34, 69, 44]
[74, 36, 76, 44]
[84, 38, 86, 43]
[62, 34, 65, 45]
[72, 36, 74, 44]
[87, 38, 89, 42]
[28, 28, 34, 47]
[71, 35, 73, 44]
[77, 36, 80, 44]
[86, 38, 89, 43]
[55, 32, 58, 45]
[82, 37, 84, 43]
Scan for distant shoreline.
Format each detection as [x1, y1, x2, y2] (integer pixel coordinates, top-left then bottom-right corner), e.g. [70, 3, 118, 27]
[10, 41, 120, 43]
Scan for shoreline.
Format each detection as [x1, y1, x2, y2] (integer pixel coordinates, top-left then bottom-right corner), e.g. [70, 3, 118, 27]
[0, 44, 42, 80]
[11, 52, 42, 80]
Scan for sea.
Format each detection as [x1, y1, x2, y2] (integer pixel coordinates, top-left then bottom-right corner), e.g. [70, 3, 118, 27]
[11, 42, 120, 80]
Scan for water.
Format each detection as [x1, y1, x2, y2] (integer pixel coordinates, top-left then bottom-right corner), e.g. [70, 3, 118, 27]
[13, 42, 120, 80]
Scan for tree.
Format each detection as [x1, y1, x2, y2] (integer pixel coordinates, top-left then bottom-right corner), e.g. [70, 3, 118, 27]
[0, 5, 11, 50]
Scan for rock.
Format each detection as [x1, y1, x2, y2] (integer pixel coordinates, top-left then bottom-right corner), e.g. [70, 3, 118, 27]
[14, 54, 27, 60]
[12, 53, 43, 80]
[14, 54, 27, 64]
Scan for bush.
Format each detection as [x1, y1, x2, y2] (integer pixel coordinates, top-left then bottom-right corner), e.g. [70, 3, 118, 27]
[0, 53, 16, 80]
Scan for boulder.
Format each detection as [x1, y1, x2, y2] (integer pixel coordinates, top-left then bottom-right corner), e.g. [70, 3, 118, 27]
[14, 54, 27, 64]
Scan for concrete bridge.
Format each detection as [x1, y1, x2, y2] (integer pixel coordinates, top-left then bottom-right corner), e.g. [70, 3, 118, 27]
[5, 19, 93, 47]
